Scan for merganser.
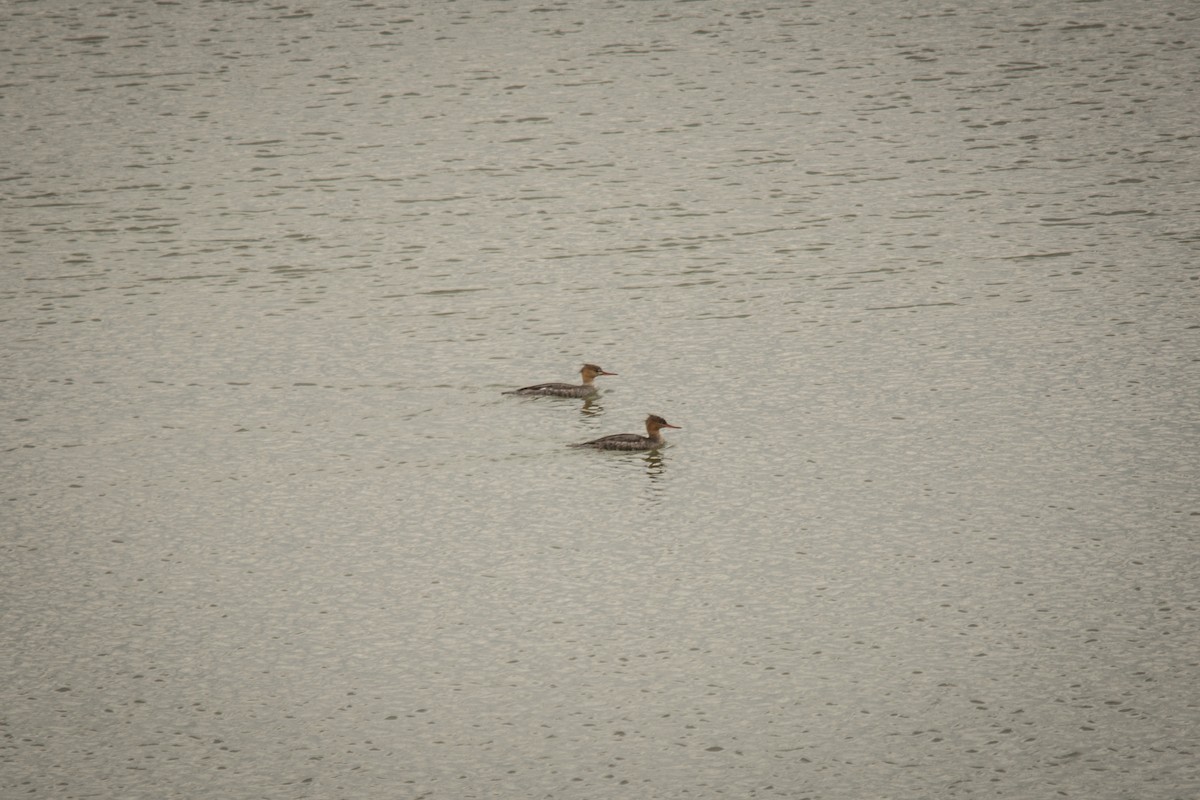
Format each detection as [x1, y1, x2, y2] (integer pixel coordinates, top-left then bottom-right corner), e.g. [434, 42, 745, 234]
[570, 414, 681, 451]
[504, 364, 617, 398]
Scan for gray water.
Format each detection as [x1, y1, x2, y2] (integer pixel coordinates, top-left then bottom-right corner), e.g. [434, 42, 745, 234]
[3, 1, 1198, 798]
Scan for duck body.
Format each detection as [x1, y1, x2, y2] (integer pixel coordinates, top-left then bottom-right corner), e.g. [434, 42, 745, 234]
[570, 432, 664, 450]
[570, 415, 680, 451]
[505, 381, 598, 398]
[504, 364, 615, 397]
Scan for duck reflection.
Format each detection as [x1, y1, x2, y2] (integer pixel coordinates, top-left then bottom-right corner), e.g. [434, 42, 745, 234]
[640, 450, 669, 505]
[579, 397, 604, 416]
[642, 449, 666, 477]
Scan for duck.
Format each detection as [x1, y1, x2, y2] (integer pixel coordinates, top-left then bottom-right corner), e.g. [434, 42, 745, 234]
[570, 414, 680, 450]
[503, 363, 617, 398]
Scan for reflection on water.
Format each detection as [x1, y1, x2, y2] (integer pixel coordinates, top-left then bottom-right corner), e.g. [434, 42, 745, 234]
[578, 442, 672, 506]
[642, 450, 666, 478]
[500, 393, 608, 417]
[578, 397, 605, 417]
[641, 450, 668, 505]
[3, 1, 1197, 799]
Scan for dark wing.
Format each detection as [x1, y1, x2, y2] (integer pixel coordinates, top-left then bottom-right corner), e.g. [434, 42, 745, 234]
[569, 433, 643, 448]
[504, 381, 571, 395]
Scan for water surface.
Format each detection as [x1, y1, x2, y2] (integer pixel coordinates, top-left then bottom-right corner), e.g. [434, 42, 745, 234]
[3, 1, 1197, 798]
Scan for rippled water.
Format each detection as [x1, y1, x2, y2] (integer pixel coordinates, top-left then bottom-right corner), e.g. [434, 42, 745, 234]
[3, 1, 1198, 798]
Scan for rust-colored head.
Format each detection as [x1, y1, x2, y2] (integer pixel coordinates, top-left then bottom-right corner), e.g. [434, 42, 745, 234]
[645, 415, 680, 433]
[580, 364, 617, 381]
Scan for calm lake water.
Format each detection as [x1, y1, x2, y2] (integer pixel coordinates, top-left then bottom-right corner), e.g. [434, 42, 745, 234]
[3, 1, 1197, 798]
